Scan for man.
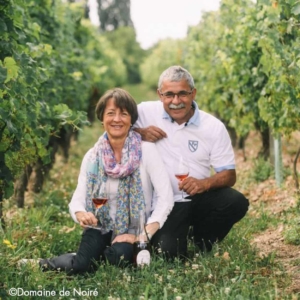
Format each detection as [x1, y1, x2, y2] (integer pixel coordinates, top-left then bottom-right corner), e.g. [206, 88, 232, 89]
[134, 65, 249, 256]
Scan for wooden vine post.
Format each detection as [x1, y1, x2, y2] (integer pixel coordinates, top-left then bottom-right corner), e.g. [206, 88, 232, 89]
[293, 146, 300, 194]
[270, 132, 283, 187]
[274, 134, 283, 187]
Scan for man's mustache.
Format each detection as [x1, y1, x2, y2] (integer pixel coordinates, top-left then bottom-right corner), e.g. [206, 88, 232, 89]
[169, 103, 185, 109]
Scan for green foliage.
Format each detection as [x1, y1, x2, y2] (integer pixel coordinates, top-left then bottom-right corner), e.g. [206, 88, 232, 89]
[140, 39, 186, 89]
[185, 0, 269, 140]
[141, 0, 299, 155]
[105, 26, 146, 83]
[251, 157, 274, 182]
[1, 0, 54, 194]
[79, 19, 126, 91]
[257, 0, 300, 135]
[0, 0, 126, 198]
[121, 83, 158, 103]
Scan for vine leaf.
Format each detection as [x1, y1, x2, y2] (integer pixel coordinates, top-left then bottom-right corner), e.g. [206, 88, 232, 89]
[4, 57, 19, 83]
[291, 3, 300, 15]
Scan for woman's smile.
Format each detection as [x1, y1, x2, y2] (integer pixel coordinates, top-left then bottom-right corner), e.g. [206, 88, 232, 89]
[103, 98, 131, 140]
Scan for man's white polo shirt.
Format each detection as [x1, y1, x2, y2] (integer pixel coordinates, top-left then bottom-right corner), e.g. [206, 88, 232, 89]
[134, 100, 235, 201]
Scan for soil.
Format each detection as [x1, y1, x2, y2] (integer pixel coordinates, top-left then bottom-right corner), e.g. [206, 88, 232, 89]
[235, 131, 300, 294]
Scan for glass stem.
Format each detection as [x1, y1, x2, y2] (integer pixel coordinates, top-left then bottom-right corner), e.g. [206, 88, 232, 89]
[181, 180, 184, 199]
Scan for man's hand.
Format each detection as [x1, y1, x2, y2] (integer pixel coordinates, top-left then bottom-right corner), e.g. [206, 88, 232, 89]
[134, 126, 167, 142]
[179, 177, 210, 195]
[179, 170, 236, 196]
[75, 211, 98, 228]
[112, 234, 136, 244]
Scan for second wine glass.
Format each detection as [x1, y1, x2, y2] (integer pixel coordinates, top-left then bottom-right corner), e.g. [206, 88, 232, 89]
[92, 181, 108, 210]
[86, 181, 109, 231]
[174, 157, 191, 202]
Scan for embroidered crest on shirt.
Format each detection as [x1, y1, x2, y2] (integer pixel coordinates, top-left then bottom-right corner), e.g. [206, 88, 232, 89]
[188, 140, 198, 152]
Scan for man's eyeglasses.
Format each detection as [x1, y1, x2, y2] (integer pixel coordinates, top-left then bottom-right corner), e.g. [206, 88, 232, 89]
[159, 89, 193, 100]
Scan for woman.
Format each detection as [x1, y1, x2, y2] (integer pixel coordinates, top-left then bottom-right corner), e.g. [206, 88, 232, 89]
[39, 88, 174, 274]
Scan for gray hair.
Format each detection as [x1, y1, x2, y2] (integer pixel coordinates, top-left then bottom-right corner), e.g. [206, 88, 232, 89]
[158, 66, 195, 90]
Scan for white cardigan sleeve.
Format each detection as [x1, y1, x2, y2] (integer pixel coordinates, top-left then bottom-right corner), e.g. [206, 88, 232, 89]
[142, 142, 174, 228]
[68, 149, 92, 223]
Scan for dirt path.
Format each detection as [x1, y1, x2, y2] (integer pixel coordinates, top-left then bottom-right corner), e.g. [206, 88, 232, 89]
[235, 132, 300, 294]
[252, 226, 300, 293]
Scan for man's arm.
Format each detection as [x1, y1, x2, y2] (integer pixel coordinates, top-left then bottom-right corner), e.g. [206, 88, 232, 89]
[180, 169, 236, 196]
[134, 126, 167, 142]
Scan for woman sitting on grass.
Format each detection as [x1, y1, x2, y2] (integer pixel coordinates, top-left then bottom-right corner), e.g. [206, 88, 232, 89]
[38, 88, 174, 274]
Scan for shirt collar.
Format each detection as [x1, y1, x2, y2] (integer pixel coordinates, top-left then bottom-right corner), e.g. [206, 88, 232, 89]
[162, 100, 200, 126]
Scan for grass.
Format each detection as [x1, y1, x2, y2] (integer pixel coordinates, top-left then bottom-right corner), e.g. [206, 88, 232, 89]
[0, 125, 295, 300]
[1, 86, 299, 299]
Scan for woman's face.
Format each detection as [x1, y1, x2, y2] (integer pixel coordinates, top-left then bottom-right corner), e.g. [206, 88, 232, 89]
[103, 98, 132, 140]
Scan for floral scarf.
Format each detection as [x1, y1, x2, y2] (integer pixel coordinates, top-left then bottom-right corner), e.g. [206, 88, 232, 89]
[85, 130, 145, 235]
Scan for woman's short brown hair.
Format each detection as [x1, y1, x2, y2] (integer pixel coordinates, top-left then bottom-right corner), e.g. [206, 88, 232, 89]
[95, 88, 138, 124]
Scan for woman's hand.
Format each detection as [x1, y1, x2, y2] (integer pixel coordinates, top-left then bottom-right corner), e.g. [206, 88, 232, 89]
[145, 222, 160, 240]
[75, 211, 98, 228]
[112, 234, 136, 244]
[111, 222, 160, 244]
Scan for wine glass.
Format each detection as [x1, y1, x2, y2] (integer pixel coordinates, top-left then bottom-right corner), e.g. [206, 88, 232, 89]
[85, 181, 109, 231]
[174, 157, 191, 202]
